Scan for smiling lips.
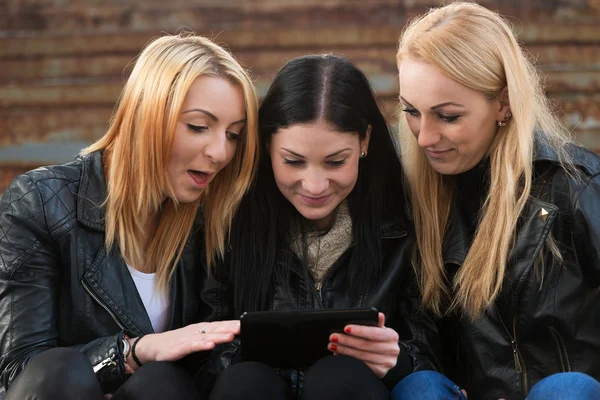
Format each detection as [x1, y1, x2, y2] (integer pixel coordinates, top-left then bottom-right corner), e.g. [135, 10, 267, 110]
[188, 170, 213, 189]
[300, 194, 332, 206]
[426, 148, 454, 159]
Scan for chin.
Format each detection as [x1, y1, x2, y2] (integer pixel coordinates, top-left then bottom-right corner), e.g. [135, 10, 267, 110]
[297, 206, 331, 222]
[174, 190, 203, 204]
[430, 164, 461, 176]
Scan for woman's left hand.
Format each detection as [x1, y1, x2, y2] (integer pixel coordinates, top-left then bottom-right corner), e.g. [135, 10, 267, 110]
[328, 312, 399, 378]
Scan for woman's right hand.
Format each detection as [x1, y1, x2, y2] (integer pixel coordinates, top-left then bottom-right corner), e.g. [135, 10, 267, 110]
[127, 320, 239, 368]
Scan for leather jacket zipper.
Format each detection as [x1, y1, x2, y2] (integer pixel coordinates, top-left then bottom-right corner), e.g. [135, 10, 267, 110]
[549, 326, 571, 372]
[92, 353, 117, 373]
[82, 280, 127, 330]
[314, 251, 351, 306]
[497, 311, 529, 396]
[511, 317, 528, 394]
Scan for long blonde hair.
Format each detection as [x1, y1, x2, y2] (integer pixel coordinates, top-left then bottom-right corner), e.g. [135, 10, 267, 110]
[396, 2, 573, 319]
[83, 33, 259, 289]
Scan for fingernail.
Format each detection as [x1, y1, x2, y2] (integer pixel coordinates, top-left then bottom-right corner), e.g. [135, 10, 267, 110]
[331, 336, 338, 343]
[344, 327, 352, 334]
[330, 344, 337, 351]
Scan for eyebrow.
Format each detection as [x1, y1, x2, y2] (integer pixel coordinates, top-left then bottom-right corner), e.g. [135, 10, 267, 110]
[182, 108, 246, 125]
[281, 147, 351, 159]
[400, 96, 465, 110]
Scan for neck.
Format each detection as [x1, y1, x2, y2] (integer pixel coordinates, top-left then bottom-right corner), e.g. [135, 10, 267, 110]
[125, 211, 160, 272]
[142, 211, 160, 248]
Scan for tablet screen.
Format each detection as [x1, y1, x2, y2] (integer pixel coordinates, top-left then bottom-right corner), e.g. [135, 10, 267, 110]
[240, 308, 378, 368]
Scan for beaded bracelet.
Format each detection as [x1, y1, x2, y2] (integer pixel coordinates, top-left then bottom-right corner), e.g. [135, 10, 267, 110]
[131, 335, 145, 368]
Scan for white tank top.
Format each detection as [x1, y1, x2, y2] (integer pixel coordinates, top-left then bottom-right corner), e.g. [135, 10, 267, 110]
[126, 265, 171, 333]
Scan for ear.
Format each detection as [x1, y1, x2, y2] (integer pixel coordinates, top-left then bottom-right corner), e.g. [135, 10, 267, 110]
[361, 124, 372, 154]
[496, 87, 511, 121]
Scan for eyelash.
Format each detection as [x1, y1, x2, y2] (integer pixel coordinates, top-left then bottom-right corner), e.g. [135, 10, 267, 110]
[327, 160, 346, 167]
[283, 159, 346, 168]
[186, 124, 241, 141]
[402, 108, 460, 123]
[226, 132, 241, 141]
[187, 124, 207, 133]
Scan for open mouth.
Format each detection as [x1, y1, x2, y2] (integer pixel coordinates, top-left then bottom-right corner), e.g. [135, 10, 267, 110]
[188, 170, 212, 188]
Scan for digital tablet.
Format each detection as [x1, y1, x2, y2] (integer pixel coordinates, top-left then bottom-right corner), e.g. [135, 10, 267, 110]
[240, 307, 379, 368]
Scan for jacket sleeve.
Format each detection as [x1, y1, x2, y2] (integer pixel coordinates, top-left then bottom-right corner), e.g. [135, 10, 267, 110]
[571, 172, 600, 277]
[0, 174, 126, 393]
[372, 234, 441, 389]
[194, 255, 240, 395]
[382, 275, 442, 389]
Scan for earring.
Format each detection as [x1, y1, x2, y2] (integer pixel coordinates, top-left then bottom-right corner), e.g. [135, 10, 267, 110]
[497, 111, 512, 127]
[360, 151, 367, 158]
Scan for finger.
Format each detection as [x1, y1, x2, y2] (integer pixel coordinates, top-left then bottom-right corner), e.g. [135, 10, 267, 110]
[330, 342, 397, 367]
[194, 320, 240, 335]
[378, 312, 385, 328]
[201, 332, 236, 344]
[170, 339, 216, 358]
[208, 320, 241, 334]
[330, 333, 399, 356]
[339, 325, 399, 342]
[184, 340, 217, 352]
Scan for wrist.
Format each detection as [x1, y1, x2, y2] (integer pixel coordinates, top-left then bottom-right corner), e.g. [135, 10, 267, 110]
[124, 335, 148, 373]
[131, 335, 152, 368]
[121, 336, 134, 374]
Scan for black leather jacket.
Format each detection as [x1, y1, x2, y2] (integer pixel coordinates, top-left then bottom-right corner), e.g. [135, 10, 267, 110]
[439, 142, 600, 400]
[199, 219, 439, 397]
[0, 152, 208, 394]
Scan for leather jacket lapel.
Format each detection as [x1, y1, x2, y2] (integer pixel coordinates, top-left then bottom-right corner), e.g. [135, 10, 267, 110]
[77, 151, 108, 231]
[443, 210, 470, 266]
[504, 198, 558, 312]
[76, 151, 154, 335]
[82, 244, 155, 336]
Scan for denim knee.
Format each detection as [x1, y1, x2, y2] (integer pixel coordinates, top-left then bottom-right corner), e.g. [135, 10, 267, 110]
[392, 370, 466, 400]
[527, 372, 600, 400]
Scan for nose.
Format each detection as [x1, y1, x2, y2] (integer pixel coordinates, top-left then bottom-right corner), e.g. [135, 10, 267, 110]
[301, 167, 329, 196]
[204, 131, 229, 164]
[416, 117, 442, 149]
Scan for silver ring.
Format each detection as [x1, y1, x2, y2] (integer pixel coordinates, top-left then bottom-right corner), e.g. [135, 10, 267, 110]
[200, 326, 207, 334]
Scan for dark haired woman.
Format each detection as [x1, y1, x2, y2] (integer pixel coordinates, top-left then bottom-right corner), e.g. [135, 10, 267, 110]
[200, 55, 437, 399]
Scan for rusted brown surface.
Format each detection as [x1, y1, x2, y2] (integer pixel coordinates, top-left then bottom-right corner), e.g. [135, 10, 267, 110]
[1, 0, 599, 193]
[0, 165, 40, 194]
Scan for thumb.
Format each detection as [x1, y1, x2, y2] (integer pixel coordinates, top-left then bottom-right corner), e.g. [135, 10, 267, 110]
[378, 312, 385, 328]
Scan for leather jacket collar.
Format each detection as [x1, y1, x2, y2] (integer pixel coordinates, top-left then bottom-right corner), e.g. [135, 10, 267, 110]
[77, 151, 109, 231]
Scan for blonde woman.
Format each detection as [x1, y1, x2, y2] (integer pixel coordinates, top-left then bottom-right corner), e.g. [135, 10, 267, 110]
[0, 33, 259, 400]
[391, 2, 600, 400]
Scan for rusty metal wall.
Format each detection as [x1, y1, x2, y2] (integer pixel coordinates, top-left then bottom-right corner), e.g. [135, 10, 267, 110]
[1, 0, 599, 192]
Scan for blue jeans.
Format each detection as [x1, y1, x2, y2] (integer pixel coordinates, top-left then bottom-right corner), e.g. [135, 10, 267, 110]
[391, 371, 467, 400]
[527, 372, 600, 400]
[392, 370, 600, 400]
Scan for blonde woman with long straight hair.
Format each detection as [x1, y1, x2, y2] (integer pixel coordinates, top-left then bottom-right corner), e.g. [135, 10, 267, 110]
[390, 2, 600, 400]
[0, 33, 259, 400]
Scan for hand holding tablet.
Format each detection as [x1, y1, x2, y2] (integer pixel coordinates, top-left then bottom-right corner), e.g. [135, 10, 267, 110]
[327, 312, 401, 378]
[240, 308, 379, 368]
